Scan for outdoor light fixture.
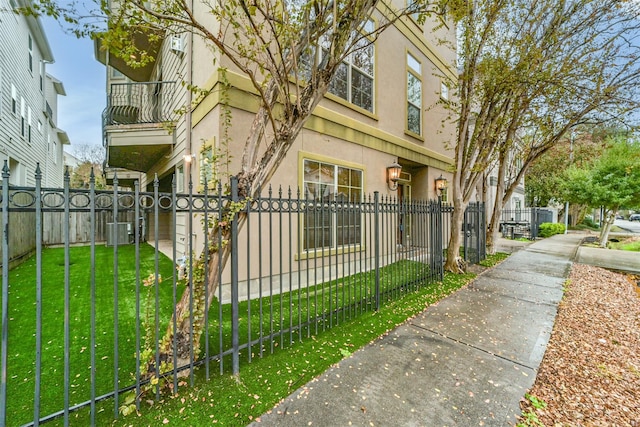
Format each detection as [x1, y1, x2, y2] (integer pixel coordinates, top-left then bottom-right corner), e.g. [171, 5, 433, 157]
[183, 153, 195, 163]
[435, 174, 447, 194]
[387, 162, 402, 191]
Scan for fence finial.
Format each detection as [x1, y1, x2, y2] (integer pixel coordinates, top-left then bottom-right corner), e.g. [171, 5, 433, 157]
[35, 162, 42, 179]
[2, 160, 8, 177]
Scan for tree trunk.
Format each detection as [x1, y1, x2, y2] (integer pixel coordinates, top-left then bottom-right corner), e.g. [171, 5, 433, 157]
[598, 208, 615, 248]
[444, 197, 467, 274]
[486, 153, 508, 254]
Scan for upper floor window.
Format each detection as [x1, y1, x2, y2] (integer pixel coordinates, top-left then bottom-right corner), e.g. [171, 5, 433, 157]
[303, 158, 363, 251]
[28, 35, 33, 73]
[27, 106, 32, 142]
[407, 52, 422, 135]
[327, 35, 374, 112]
[298, 21, 375, 113]
[20, 97, 26, 137]
[39, 62, 44, 91]
[11, 84, 17, 115]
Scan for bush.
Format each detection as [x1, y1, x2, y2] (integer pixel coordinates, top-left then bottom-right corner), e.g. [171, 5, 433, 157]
[538, 222, 566, 238]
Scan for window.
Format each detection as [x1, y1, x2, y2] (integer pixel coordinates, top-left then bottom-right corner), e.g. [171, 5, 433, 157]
[440, 81, 449, 100]
[37, 119, 42, 134]
[20, 97, 25, 137]
[111, 67, 124, 79]
[27, 107, 32, 142]
[28, 35, 33, 72]
[407, 53, 422, 135]
[297, 21, 375, 112]
[176, 165, 184, 193]
[200, 146, 214, 186]
[303, 159, 363, 251]
[327, 36, 374, 112]
[11, 84, 17, 115]
[39, 62, 44, 91]
[53, 141, 57, 164]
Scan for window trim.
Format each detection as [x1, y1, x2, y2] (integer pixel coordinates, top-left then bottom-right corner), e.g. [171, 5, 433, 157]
[406, 51, 423, 137]
[298, 151, 366, 258]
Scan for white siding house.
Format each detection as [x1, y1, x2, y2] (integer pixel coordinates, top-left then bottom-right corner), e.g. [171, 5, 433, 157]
[0, 0, 69, 187]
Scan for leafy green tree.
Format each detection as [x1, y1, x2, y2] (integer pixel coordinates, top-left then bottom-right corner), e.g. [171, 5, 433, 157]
[562, 137, 640, 246]
[445, 0, 640, 263]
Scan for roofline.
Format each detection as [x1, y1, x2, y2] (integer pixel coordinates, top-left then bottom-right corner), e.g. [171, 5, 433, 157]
[19, 0, 55, 62]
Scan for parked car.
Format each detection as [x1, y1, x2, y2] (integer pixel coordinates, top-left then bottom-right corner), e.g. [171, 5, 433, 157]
[630, 214, 640, 221]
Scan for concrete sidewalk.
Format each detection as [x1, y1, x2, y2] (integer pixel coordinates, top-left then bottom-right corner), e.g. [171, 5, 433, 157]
[252, 233, 584, 426]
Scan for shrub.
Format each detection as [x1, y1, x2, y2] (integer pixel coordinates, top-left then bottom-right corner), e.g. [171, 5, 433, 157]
[538, 222, 566, 238]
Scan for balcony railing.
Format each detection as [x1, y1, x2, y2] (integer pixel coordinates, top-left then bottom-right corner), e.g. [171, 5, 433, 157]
[103, 81, 178, 126]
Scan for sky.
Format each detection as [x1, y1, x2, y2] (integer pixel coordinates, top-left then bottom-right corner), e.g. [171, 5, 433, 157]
[41, 16, 105, 151]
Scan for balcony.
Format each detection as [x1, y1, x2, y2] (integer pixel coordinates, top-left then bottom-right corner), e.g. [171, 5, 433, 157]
[94, 28, 164, 82]
[103, 81, 178, 173]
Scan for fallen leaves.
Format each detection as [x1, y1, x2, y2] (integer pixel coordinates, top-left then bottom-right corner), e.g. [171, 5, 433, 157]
[520, 263, 640, 426]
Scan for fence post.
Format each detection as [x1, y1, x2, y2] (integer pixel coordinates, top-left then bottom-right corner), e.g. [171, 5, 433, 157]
[33, 164, 43, 426]
[0, 162, 8, 426]
[373, 192, 380, 311]
[230, 177, 240, 375]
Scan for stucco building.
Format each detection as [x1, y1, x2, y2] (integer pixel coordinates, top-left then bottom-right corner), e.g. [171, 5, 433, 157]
[95, 1, 457, 259]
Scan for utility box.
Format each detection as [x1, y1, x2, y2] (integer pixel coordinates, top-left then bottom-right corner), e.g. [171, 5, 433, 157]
[106, 223, 133, 246]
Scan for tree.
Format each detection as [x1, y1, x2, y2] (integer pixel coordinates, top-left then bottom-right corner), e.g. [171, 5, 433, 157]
[445, 0, 640, 264]
[24, 0, 449, 383]
[561, 136, 640, 246]
[67, 144, 107, 189]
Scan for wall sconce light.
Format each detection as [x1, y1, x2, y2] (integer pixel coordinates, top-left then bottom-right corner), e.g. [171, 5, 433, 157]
[183, 153, 195, 163]
[387, 162, 402, 191]
[435, 174, 447, 194]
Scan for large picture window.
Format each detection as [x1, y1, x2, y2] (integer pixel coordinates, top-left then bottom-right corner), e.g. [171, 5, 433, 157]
[303, 159, 363, 251]
[407, 52, 422, 135]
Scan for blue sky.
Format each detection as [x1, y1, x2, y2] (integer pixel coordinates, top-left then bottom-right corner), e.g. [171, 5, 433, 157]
[41, 16, 105, 150]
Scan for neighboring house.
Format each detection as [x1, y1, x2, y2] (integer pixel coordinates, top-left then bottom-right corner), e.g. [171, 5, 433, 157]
[0, 0, 69, 187]
[94, 2, 457, 259]
[63, 149, 81, 170]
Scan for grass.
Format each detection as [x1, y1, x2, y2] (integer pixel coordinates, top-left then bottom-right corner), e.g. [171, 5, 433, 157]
[608, 238, 640, 252]
[1, 244, 178, 427]
[4, 245, 508, 426]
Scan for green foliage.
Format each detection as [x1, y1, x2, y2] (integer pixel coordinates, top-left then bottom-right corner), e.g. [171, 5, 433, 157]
[538, 222, 566, 238]
[516, 394, 547, 427]
[561, 136, 640, 213]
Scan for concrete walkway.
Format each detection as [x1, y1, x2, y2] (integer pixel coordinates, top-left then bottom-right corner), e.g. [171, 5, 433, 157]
[252, 233, 584, 426]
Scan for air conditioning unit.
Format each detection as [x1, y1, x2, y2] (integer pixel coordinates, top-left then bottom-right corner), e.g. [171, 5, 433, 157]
[106, 223, 133, 246]
[170, 36, 184, 53]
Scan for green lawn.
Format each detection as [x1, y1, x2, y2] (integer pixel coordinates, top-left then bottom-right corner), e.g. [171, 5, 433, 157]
[1, 244, 178, 427]
[2, 244, 504, 426]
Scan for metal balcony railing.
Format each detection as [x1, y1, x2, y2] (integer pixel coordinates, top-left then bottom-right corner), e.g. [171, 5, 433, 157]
[102, 81, 178, 126]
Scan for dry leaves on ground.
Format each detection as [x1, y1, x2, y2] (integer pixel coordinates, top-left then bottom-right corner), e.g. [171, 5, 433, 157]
[520, 263, 640, 426]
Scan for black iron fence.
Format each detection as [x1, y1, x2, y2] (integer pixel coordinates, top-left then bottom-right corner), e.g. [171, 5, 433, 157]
[499, 208, 554, 240]
[0, 165, 485, 426]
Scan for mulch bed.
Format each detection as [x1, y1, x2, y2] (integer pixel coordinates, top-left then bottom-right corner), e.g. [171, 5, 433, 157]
[519, 263, 640, 426]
